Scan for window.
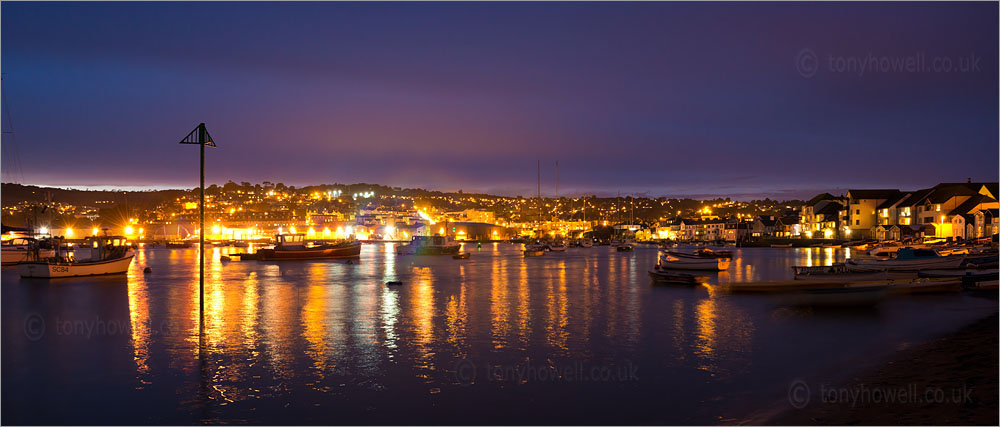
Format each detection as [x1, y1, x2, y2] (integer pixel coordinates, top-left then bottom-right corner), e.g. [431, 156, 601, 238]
[935, 205, 941, 212]
[923, 217, 933, 224]
[855, 209, 860, 215]
[855, 220, 860, 225]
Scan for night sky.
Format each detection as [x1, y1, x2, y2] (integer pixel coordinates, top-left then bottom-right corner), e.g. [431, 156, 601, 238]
[1, 2, 997, 199]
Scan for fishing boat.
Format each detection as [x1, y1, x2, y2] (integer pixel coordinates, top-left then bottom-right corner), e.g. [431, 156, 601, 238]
[847, 247, 964, 271]
[523, 244, 546, 257]
[452, 252, 471, 260]
[648, 266, 708, 285]
[395, 234, 460, 256]
[19, 236, 134, 278]
[770, 243, 793, 248]
[2, 237, 55, 265]
[256, 233, 361, 260]
[658, 251, 730, 271]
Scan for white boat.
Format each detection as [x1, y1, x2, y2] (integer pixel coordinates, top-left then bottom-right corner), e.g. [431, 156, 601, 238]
[19, 235, 134, 278]
[1, 238, 54, 265]
[658, 252, 730, 271]
[847, 247, 964, 271]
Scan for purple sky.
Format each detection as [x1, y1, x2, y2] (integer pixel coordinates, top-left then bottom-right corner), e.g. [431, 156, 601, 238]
[1, 2, 997, 199]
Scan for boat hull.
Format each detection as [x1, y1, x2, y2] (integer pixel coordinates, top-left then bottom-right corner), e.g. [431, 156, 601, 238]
[18, 255, 134, 278]
[847, 256, 964, 271]
[2, 248, 55, 266]
[258, 242, 361, 260]
[660, 257, 729, 271]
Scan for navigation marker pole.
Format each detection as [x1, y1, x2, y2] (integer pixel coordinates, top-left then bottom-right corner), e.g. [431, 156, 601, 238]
[180, 123, 216, 330]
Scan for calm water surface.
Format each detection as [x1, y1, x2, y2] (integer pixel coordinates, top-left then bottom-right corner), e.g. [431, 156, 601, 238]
[2, 244, 996, 424]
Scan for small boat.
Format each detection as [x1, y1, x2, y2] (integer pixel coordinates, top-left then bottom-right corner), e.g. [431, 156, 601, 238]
[256, 234, 361, 260]
[19, 236, 134, 278]
[886, 277, 962, 294]
[231, 241, 250, 248]
[546, 242, 567, 252]
[791, 264, 914, 280]
[2, 237, 55, 265]
[724, 279, 889, 306]
[770, 243, 793, 248]
[648, 267, 708, 285]
[523, 244, 546, 257]
[667, 248, 732, 259]
[386, 281, 403, 286]
[782, 282, 889, 307]
[616, 244, 634, 252]
[165, 240, 192, 249]
[847, 247, 964, 271]
[580, 238, 593, 248]
[658, 251, 730, 271]
[396, 235, 461, 256]
[452, 252, 471, 259]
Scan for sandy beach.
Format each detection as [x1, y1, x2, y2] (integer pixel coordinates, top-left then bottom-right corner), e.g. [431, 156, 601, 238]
[769, 312, 999, 425]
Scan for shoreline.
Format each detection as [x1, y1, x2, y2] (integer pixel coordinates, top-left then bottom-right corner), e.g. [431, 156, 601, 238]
[766, 311, 999, 425]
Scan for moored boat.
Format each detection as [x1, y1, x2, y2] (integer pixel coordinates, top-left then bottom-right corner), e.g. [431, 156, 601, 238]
[395, 235, 460, 256]
[847, 247, 964, 271]
[658, 251, 730, 271]
[648, 267, 708, 285]
[2, 237, 55, 265]
[523, 244, 546, 257]
[256, 234, 361, 260]
[546, 241, 567, 252]
[886, 277, 962, 294]
[19, 235, 134, 278]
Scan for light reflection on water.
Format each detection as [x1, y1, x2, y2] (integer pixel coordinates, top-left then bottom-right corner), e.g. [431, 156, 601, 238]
[2, 244, 996, 424]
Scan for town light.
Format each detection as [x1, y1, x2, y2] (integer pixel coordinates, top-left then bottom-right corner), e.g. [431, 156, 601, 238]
[124, 226, 134, 235]
[92, 227, 99, 236]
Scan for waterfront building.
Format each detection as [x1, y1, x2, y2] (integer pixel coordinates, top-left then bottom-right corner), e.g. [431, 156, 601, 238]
[751, 216, 776, 237]
[845, 189, 902, 239]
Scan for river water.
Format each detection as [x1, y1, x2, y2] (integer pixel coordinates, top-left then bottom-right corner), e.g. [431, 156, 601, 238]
[2, 244, 996, 424]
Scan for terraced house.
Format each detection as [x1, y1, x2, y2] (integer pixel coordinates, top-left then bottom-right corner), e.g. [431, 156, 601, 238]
[839, 182, 999, 240]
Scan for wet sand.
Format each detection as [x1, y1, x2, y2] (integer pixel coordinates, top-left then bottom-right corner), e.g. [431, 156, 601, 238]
[770, 312, 999, 425]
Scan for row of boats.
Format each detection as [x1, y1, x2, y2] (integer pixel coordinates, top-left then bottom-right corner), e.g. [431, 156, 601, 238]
[648, 245, 998, 306]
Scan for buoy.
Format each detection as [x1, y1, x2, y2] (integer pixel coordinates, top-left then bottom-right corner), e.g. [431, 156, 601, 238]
[386, 281, 403, 286]
[143, 267, 152, 273]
